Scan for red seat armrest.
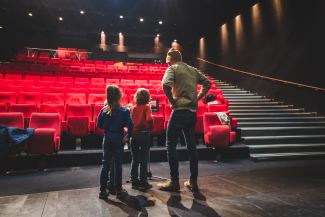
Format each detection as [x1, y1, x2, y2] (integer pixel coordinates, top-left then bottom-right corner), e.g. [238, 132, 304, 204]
[62, 121, 68, 132]
[90, 121, 95, 132]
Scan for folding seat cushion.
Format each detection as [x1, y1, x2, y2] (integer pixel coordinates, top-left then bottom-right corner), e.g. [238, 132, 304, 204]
[49, 58, 61, 66]
[57, 66, 68, 71]
[125, 89, 138, 96]
[140, 84, 154, 89]
[88, 88, 106, 94]
[42, 76, 57, 82]
[151, 105, 164, 135]
[9, 104, 37, 128]
[0, 80, 16, 89]
[37, 57, 49, 65]
[39, 72, 54, 77]
[93, 105, 105, 136]
[88, 94, 106, 106]
[203, 113, 236, 148]
[5, 74, 23, 82]
[121, 79, 134, 85]
[149, 80, 161, 85]
[82, 67, 95, 72]
[129, 69, 139, 74]
[94, 60, 104, 66]
[91, 83, 106, 89]
[24, 57, 37, 64]
[95, 67, 106, 73]
[0, 113, 27, 154]
[0, 103, 7, 112]
[70, 66, 81, 71]
[105, 61, 114, 66]
[0, 92, 17, 105]
[18, 92, 42, 108]
[106, 79, 119, 85]
[147, 89, 158, 94]
[40, 104, 66, 132]
[208, 104, 229, 116]
[124, 84, 138, 90]
[23, 71, 39, 76]
[111, 75, 125, 81]
[125, 75, 137, 81]
[195, 105, 207, 134]
[91, 78, 105, 84]
[55, 82, 73, 88]
[26, 86, 46, 95]
[151, 95, 167, 107]
[164, 105, 172, 130]
[66, 93, 86, 107]
[37, 81, 55, 90]
[3, 86, 25, 95]
[29, 113, 60, 154]
[75, 78, 89, 83]
[48, 87, 68, 96]
[70, 70, 83, 78]
[66, 104, 94, 136]
[84, 60, 93, 65]
[17, 80, 36, 89]
[58, 77, 73, 83]
[74, 82, 89, 89]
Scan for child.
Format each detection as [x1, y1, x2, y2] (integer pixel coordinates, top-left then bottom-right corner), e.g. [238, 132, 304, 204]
[97, 85, 134, 200]
[129, 88, 154, 190]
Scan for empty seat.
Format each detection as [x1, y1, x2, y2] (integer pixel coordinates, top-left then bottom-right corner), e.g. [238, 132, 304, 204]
[66, 104, 94, 137]
[66, 93, 86, 107]
[82, 67, 95, 72]
[57, 66, 68, 71]
[150, 95, 167, 107]
[151, 105, 164, 135]
[23, 71, 39, 76]
[5, 74, 22, 82]
[91, 78, 105, 84]
[84, 60, 93, 65]
[67, 88, 88, 95]
[37, 81, 55, 89]
[106, 79, 119, 85]
[29, 113, 60, 154]
[88, 88, 106, 94]
[0, 92, 17, 105]
[67, 48, 77, 59]
[3, 86, 25, 95]
[94, 60, 104, 66]
[90, 83, 106, 88]
[70, 66, 81, 71]
[75, 77, 89, 83]
[195, 105, 207, 134]
[39, 72, 54, 77]
[58, 77, 73, 83]
[9, 104, 37, 128]
[207, 104, 229, 115]
[43, 93, 65, 105]
[26, 86, 46, 95]
[85, 64, 95, 68]
[121, 79, 134, 85]
[48, 87, 68, 96]
[74, 82, 89, 89]
[105, 61, 114, 66]
[0, 80, 16, 89]
[203, 113, 236, 148]
[95, 67, 106, 73]
[49, 58, 61, 66]
[17, 80, 36, 89]
[88, 94, 106, 106]
[124, 84, 138, 90]
[42, 76, 57, 82]
[0, 103, 8, 112]
[25, 57, 37, 64]
[37, 57, 49, 65]
[138, 76, 150, 83]
[73, 60, 83, 66]
[55, 82, 73, 88]
[144, 63, 153, 67]
[70, 70, 83, 78]
[40, 104, 66, 132]
[135, 80, 148, 85]
[149, 80, 161, 85]
[57, 48, 67, 59]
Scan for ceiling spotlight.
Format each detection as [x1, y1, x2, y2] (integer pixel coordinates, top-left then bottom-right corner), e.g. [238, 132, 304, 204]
[0, 26, 2, 29]
[140, 18, 143, 22]
[101, 31, 104, 34]
[120, 15, 123, 18]
[157, 34, 160, 37]
[159, 21, 162, 24]
[29, 13, 33, 17]
[80, 11, 84, 14]
[174, 39, 177, 42]
[59, 17, 63, 21]
[119, 32, 122, 35]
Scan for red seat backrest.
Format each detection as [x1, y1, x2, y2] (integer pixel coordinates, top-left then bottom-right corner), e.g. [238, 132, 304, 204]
[37, 81, 55, 88]
[197, 105, 207, 116]
[90, 83, 106, 88]
[0, 79, 16, 88]
[147, 89, 157, 94]
[88, 94, 106, 106]
[208, 104, 228, 113]
[124, 84, 138, 90]
[58, 77, 73, 83]
[106, 79, 119, 85]
[48, 87, 67, 96]
[121, 79, 134, 85]
[135, 80, 148, 85]
[91, 78, 105, 84]
[42, 76, 57, 82]
[26, 86, 46, 94]
[3, 86, 25, 94]
[67, 104, 92, 122]
[0, 103, 8, 112]
[0, 113, 24, 128]
[203, 113, 222, 135]
[149, 80, 161, 85]
[9, 104, 37, 118]
[40, 104, 65, 122]
[30, 113, 61, 138]
[17, 80, 36, 88]
[24, 75, 40, 82]
[55, 82, 73, 88]
[151, 94, 167, 106]
[94, 60, 104, 66]
[66, 93, 86, 105]
[140, 84, 154, 89]
[105, 61, 114, 66]
[43, 93, 65, 105]
[0, 92, 17, 104]
[75, 78, 89, 83]
[5, 74, 22, 81]
[67, 88, 87, 95]
[84, 60, 93, 65]
[74, 82, 89, 89]
[93, 105, 103, 121]
[125, 89, 138, 96]
[88, 88, 106, 94]
[18, 92, 42, 107]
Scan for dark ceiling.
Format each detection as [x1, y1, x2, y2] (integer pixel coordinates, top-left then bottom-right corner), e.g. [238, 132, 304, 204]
[0, 0, 258, 46]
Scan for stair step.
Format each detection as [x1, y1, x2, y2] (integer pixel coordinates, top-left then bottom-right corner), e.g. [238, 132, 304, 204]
[222, 91, 250, 94]
[231, 113, 315, 118]
[218, 86, 237, 89]
[228, 99, 273, 102]
[229, 105, 293, 109]
[220, 89, 243, 91]
[236, 116, 324, 122]
[225, 96, 264, 99]
[223, 94, 256, 96]
[248, 144, 325, 154]
[250, 152, 325, 161]
[230, 109, 301, 113]
[238, 121, 325, 127]
[241, 126, 325, 137]
[242, 135, 325, 145]
[229, 102, 283, 106]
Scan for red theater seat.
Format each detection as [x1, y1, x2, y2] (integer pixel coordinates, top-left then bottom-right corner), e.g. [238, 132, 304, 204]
[151, 105, 164, 135]
[84, 60, 93, 65]
[29, 64, 43, 70]
[49, 58, 61, 66]
[147, 89, 157, 95]
[18, 92, 42, 108]
[43, 93, 65, 105]
[58, 77, 73, 84]
[67, 104, 94, 137]
[140, 84, 154, 89]
[105, 61, 114, 66]
[91, 78, 105, 84]
[67, 48, 77, 60]
[55, 82, 73, 88]
[48, 87, 67, 96]
[5, 74, 22, 82]
[84, 72, 97, 79]
[149, 80, 161, 85]
[37, 81, 55, 89]
[3, 86, 25, 95]
[91, 83, 106, 89]
[70, 66, 81, 71]
[128, 94, 136, 105]
[17, 80, 36, 89]
[40, 104, 66, 132]
[135, 63, 143, 66]
[0, 92, 17, 105]
[29, 113, 60, 154]
[25, 57, 37, 64]
[93, 105, 105, 136]
[37, 57, 49, 65]
[121, 95, 128, 106]
[125, 75, 137, 81]
[203, 113, 236, 148]
[95, 67, 106, 73]
[70, 70, 83, 78]
[111, 75, 125, 81]
[75, 78, 89, 83]
[67, 88, 87, 95]
[144, 63, 153, 67]
[42, 76, 57, 83]
[162, 64, 168, 67]
[88, 88, 105, 94]
[0, 103, 8, 112]
[135, 80, 148, 85]
[74, 82, 89, 89]
[0, 80, 16, 89]
[57, 66, 68, 71]
[94, 60, 104, 66]
[106, 79, 119, 85]
[85, 64, 95, 68]
[207, 104, 229, 116]
[39, 72, 54, 77]
[9, 104, 37, 128]
[121, 79, 134, 85]
[23, 71, 38, 76]
[26, 86, 46, 95]
[88, 94, 106, 106]
[195, 105, 207, 134]
[164, 105, 172, 130]
[125, 89, 138, 96]
[66, 93, 86, 107]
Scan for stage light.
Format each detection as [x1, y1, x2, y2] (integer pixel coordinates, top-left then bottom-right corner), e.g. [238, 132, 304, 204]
[157, 34, 160, 37]
[59, 17, 63, 21]
[29, 13, 33, 17]
[159, 21, 162, 24]
[101, 31, 104, 34]
[0, 26, 2, 29]
[174, 39, 177, 42]
[120, 15, 123, 18]
[119, 32, 122, 35]
[80, 11, 84, 14]
[140, 18, 143, 22]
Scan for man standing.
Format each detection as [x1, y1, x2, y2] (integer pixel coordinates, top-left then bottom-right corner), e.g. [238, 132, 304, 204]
[157, 48, 211, 191]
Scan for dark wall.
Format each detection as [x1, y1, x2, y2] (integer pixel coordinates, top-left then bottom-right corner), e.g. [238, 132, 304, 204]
[191, 0, 325, 115]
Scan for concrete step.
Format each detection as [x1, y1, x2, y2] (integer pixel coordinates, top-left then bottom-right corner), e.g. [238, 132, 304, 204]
[220, 89, 243, 91]
[225, 96, 265, 99]
[242, 135, 325, 145]
[238, 121, 325, 127]
[250, 152, 325, 162]
[222, 91, 251, 94]
[227, 99, 273, 102]
[236, 116, 324, 122]
[231, 113, 316, 118]
[248, 144, 325, 154]
[230, 109, 302, 113]
[229, 105, 293, 109]
[218, 86, 237, 89]
[241, 126, 325, 137]
[229, 102, 283, 106]
[223, 94, 257, 97]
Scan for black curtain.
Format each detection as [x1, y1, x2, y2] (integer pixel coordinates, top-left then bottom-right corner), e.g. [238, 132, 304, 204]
[91, 49, 129, 62]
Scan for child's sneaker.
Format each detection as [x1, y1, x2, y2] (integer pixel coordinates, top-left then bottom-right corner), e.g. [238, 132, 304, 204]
[107, 185, 116, 195]
[116, 188, 128, 199]
[99, 191, 109, 200]
[132, 180, 139, 189]
[138, 181, 153, 190]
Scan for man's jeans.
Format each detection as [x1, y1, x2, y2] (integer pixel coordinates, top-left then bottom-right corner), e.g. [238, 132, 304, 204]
[130, 132, 150, 183]
[100, 131, 124, 192]
[166, 110, 198, 181]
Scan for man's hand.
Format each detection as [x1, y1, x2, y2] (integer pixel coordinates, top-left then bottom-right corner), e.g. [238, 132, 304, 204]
[171, 97, 182, 105]
[122, 136, 129, 143]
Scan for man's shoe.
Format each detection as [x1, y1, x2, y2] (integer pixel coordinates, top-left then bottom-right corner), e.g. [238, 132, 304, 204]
[107, 185, 116, 195]
[99, 191, 109, 200]
[157, 179, 180, 192]
[138, 182, 153, 190]
[116, 188, 128, 199]
[132, 180, 139, 189]
[184, 179, 198, 192]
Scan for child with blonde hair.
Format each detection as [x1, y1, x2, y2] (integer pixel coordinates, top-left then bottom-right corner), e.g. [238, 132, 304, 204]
[129, 88, 154, 190]
[97, 85, 134, 200]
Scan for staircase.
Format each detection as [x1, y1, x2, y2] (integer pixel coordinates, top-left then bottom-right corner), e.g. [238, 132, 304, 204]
[203, 72, 325, 161]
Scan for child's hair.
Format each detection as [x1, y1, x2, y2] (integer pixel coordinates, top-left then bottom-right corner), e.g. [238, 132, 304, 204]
[104, 85, 123, 115]
[134, 88, 151, 105]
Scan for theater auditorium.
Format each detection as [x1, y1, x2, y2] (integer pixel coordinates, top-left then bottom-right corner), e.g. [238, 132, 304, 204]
[0, 0, 325, 216]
